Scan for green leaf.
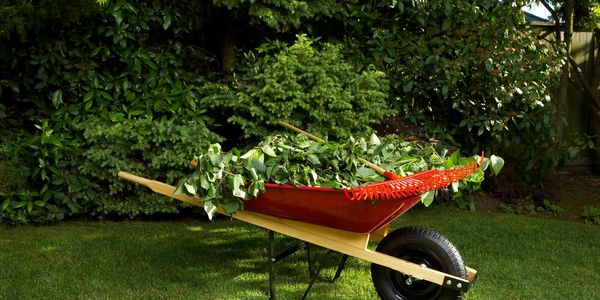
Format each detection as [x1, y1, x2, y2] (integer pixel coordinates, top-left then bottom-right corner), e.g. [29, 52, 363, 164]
[184, 181, 197, 195]
[1, 199, 10, 211]
[112, 9, 122, 25]
[241, 149, 257, 159]
[307, 154, 321, 165]
[132, 58, 141, 73]
[232, 174, 246, 199]
[14, 201, 27, 209]
[122, 1, 137, 14]
[204, 201, 217, 220]
[490, 155, 504, 176]
[261, 145, 277, 157]
[451, 181, 459, 193]
[356, 167, 376, 178]
[248, 180, 264, 198]
[200, 175, 210, 190]
[51, 89, 63, 108]
[109, 112, 125, 121]
[425, 55, 435, 65]
[163, 15, 172, 30]
[223, 200, 240, 214]
[250, 159, 266, 173]
[83, 91, 94, 103]
[129, 110, 144, 116]
[420, 190, 435, 207]
[174, 181, 186, 195]
[370, 133, 381, 145]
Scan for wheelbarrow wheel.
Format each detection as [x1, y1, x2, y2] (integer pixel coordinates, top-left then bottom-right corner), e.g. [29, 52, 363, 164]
[371, 226, 466, 300]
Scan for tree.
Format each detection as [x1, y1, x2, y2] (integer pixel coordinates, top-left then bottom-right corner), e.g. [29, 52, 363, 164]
[324, 0, 563, 173]
[1, 0, 98, 40]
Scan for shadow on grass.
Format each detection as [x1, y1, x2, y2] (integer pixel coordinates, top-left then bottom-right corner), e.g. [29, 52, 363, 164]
[47, 219, 360, 299]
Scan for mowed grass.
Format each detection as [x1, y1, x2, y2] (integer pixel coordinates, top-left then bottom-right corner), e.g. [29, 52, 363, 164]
[1, 206, 598, 299]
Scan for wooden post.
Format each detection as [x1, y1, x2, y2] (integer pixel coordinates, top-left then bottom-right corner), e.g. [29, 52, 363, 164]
[557, 0, 574, 141]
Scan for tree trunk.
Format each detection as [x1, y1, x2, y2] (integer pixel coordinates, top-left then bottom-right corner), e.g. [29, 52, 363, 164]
[222, 23, 236, 72]
[556, 0, 574, 141]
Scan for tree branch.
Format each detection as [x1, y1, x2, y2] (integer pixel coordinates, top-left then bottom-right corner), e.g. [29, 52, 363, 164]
[568, 76, 587, 94]
[538, 0, 559, 23]
[542, 37, 600, 116]
[566, 53, 600, 114]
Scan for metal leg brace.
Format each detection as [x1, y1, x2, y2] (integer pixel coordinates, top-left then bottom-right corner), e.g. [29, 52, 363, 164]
[266, 230, 350, 300]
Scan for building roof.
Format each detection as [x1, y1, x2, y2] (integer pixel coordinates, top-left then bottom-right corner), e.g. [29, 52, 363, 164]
[524, 11, 549, 22]
[523, 11, 555, 27]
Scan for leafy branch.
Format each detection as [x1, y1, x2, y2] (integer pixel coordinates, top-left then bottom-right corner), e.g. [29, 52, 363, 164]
[176, 133, 501, 219]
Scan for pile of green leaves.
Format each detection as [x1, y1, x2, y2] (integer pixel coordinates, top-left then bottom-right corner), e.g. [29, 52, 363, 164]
[176, 133, 502, 219]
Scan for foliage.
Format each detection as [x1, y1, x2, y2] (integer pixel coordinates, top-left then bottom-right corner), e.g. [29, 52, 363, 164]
[0, 135, 34, 224]
[0, 116, 100, 225]
[535, 0, 600, 30]
[0, 0, 574, 224]
[500, 198, 565, 216]
[581, 206, 600, 224]
[201, 35, 391, 140]
[0, 0, 98, 40]
[176, 133, 497, 219]
[209, 0, 340, 33]
[79, 118, 222, 218]
[533, 0, 600, 169]
[329, 0, 563, 175]
[0, 0, 221, 223]
[0, 131, 29, 192]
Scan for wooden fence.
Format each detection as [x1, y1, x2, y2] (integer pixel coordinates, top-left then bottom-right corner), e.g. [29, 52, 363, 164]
[565, 32, 596, 169]
[565, 32, 600, 170]
[540, 31, 599, 170]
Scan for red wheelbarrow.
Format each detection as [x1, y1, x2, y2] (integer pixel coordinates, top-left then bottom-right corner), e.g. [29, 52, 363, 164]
[118, 155, 480, 299]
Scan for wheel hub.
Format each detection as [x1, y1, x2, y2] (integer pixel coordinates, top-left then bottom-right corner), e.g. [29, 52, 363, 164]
[389, 251, 444, 299]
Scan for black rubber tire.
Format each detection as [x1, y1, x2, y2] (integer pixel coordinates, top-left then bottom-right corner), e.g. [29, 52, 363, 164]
[371, 226, 466, 300]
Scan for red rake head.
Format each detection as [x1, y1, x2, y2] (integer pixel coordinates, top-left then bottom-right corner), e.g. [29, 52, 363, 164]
[343, 154, 484, 201]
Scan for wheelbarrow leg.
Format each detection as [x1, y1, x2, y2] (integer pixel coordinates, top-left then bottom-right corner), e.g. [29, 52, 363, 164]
[306, 243, 314, 276]
[301, 250, 332, 300]
[302, 250, 349, 299]
[332, 254, 349, 282]
[268, 230, 276, 300]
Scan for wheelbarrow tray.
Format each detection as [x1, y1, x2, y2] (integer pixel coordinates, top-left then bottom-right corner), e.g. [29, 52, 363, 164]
[117, 171, 477, 293]
[245, 183, 421, 233]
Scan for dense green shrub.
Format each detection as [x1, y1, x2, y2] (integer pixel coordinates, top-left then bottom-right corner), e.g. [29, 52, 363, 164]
[202, 35, 392, 139]
[0, 0, 98, 40]
[328, 0, 564, 174]
[0, 130, 32, 224]
[0, 135, 28, 192]
[0, 0, 578, 223]
[0, 0, 220, 223]
[80, 118, 222, 218]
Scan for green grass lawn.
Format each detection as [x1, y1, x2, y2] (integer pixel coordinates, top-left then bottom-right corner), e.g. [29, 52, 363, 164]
[1, 206, 598, 299]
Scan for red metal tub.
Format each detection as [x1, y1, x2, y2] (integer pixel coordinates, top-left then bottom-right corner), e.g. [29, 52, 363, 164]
[244, 183, 421, 233]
